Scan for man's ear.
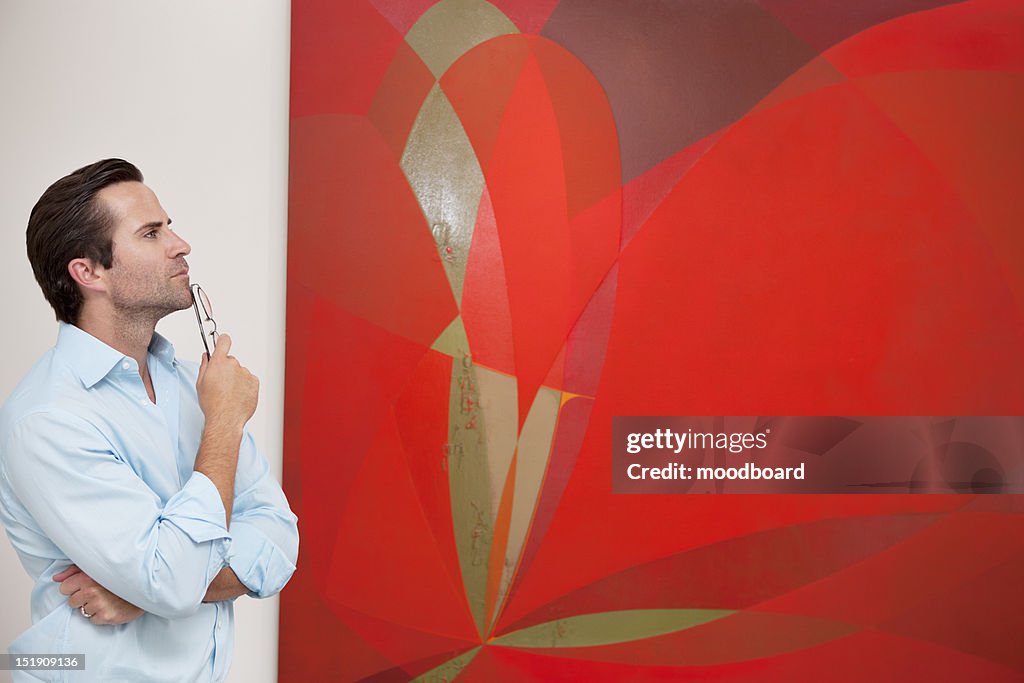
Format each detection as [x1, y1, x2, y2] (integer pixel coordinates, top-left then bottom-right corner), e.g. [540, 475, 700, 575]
[68, 257, 108, 293]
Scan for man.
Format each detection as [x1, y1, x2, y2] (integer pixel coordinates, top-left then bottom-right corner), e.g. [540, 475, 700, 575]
[0, 159, 299, 681]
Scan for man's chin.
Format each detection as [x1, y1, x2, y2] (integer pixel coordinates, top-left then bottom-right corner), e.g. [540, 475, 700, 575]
[156, 294, 195, 317]
[175, 279, 193, 310]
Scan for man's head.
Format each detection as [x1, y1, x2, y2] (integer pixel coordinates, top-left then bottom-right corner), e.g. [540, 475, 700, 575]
[27, 159, 192, 325]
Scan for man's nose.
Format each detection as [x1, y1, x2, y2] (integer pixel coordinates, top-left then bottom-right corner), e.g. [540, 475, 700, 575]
[169, 231, 191, 257]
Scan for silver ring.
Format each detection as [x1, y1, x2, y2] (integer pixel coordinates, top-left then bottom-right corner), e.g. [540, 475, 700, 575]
[80, 606, 94, 619]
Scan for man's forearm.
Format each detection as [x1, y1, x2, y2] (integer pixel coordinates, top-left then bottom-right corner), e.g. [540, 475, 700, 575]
[194, 419, 243, 526]
[203, 566, 249, 602]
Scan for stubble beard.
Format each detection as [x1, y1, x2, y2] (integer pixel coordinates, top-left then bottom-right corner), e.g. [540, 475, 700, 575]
[109, 275, 193, 329]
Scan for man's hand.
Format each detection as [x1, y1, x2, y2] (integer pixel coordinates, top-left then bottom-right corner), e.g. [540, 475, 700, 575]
[54, 565, 144, 625]
[196, 334, 259, 430]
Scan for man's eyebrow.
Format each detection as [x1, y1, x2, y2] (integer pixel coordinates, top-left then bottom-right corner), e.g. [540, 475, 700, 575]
[134, 218, 172, 234]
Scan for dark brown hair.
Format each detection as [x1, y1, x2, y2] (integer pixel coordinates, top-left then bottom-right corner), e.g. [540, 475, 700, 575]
[26, 159, 143, 324]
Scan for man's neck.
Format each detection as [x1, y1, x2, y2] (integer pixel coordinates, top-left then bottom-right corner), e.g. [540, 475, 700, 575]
[75, 305, 158, 370]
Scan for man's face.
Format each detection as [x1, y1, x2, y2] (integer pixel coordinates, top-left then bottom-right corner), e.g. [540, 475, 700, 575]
[95, 181, 193, 317]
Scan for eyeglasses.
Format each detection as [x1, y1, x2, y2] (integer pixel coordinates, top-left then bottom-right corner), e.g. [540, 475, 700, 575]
[190, 283, 219, 356]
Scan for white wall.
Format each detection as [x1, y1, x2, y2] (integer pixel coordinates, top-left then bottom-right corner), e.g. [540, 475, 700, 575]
[0, 2, 290, 681]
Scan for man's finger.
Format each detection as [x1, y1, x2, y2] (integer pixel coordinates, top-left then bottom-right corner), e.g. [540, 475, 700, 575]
[58, 573, 87, 596]
[53, 565, 81, 582]
[213, 333, 232, 358]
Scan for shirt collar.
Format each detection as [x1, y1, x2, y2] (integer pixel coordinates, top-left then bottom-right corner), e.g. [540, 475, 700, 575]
[148, 331, 177, 366]
[55, 322, 178, 389]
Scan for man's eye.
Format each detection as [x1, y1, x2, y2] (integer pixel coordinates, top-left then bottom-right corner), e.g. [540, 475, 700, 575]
[144, 230, 158, 238]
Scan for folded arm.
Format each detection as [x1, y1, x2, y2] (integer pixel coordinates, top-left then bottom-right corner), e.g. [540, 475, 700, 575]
[203, 566, 249, 602]
[219, 430, 298, 599]
[3, 411, 233, 619]
[33, 426, 297, 612]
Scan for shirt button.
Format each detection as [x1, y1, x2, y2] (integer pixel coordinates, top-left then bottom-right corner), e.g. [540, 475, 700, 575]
[139, 397, 148, 405]
[122, 361, 131, 370]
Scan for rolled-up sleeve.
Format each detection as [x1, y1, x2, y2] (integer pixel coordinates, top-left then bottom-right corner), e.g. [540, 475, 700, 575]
[226, 431, 298, 598]
[2, 410, 231, 619]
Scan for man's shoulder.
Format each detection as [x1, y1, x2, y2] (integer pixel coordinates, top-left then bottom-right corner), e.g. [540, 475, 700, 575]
[2, 348, 63, 417]
[0, 348, 90, 445]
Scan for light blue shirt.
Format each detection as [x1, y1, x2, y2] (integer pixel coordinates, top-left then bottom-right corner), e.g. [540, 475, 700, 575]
[0, 323, 298, 682]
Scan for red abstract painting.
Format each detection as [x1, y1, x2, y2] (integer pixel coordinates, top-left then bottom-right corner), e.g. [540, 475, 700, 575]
[283, 1, 1024, 680]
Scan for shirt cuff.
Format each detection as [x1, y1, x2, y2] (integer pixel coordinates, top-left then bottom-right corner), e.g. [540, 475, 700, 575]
[161, 471, 233, 575]
[228, 521, 297, 598]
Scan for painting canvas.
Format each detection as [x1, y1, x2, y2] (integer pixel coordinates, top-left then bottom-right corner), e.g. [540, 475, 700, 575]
[282, 1, 1024, 680]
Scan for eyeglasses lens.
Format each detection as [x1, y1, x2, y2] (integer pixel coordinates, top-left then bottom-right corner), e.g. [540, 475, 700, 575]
[199, 289, 213, 318]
